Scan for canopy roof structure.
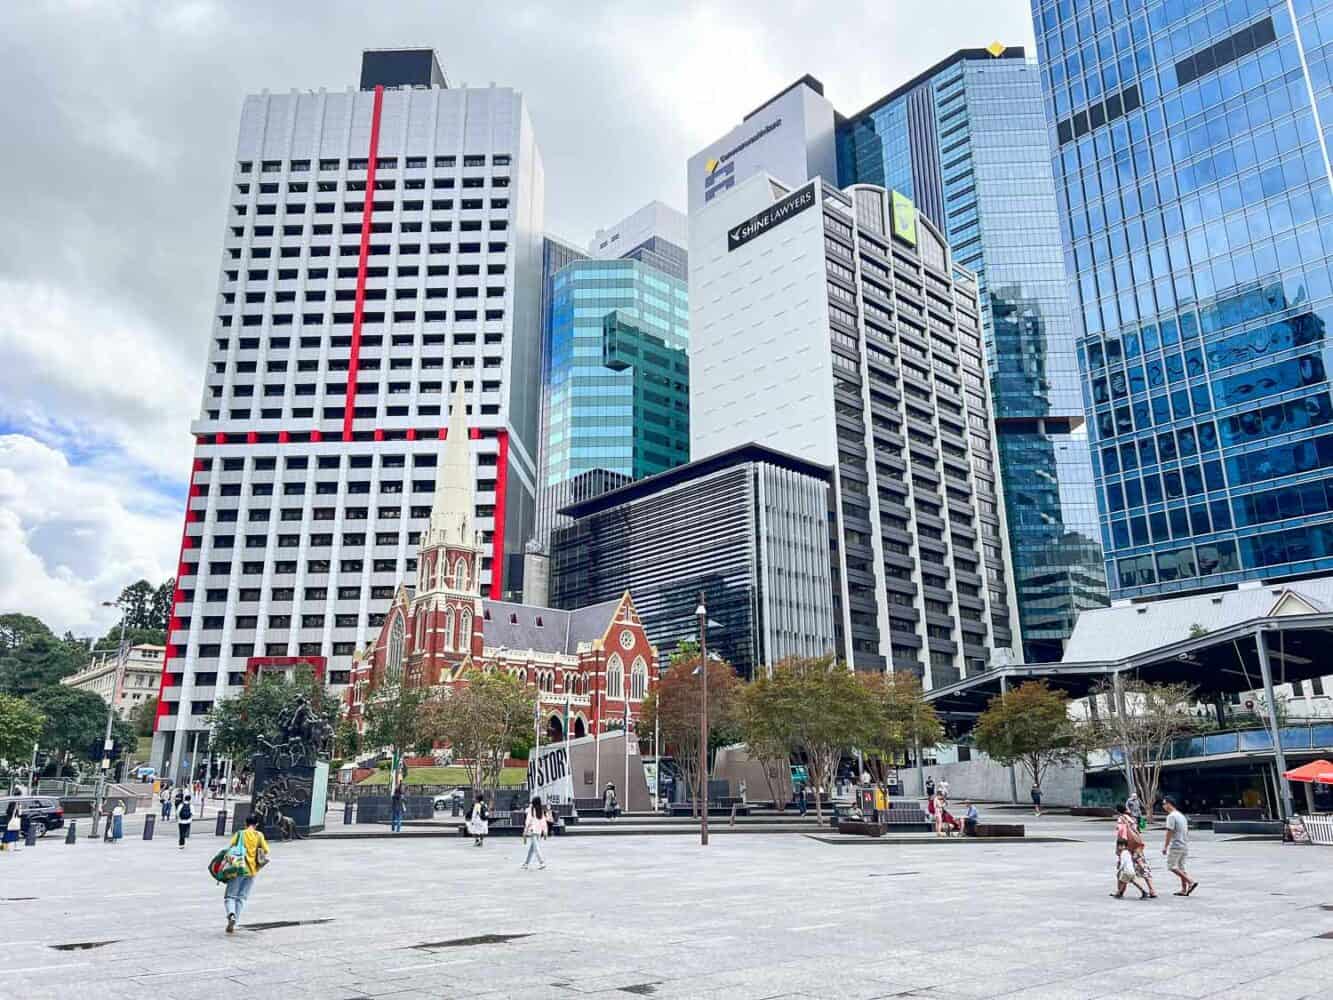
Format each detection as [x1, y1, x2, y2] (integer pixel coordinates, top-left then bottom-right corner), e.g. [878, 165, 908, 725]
[926, 581, 1333, 730]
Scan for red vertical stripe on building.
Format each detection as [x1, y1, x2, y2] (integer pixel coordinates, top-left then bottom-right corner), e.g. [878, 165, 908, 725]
[153, 456, 205, 729]
[489, 429, 510, 600]
[342, 85, 385, 441]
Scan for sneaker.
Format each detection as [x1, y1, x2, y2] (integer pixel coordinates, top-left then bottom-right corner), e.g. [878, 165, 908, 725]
[520, 864, 529, 870]
[538, 864, 546, 870]
[226, 915, 236, 934]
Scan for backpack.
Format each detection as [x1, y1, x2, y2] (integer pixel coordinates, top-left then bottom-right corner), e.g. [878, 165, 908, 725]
[179, 803, 193, 822]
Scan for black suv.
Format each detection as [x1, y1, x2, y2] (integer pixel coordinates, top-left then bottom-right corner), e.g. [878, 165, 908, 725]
[0, 795, 65, 837]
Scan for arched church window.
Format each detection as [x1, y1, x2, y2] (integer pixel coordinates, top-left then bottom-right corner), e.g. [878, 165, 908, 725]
[606, 654, 624, 700]
[631, 657, 647, 701]
[387, 614, 405, 681]
[443, 608, 456, 651]
[459, 609, 473, 650]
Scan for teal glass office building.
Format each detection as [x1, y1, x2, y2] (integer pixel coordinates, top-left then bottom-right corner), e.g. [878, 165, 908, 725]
[536, 244, 690, 546]
[1033, 0, 1333, 599]
[838, 49, 1108, 660]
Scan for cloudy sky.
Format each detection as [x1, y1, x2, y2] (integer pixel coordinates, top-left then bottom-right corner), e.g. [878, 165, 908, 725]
[0, 0, 1034, 636]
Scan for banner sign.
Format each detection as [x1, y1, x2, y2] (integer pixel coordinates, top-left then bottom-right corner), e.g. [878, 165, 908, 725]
[727, 182, 817, 252]
[527, 743, 574, 804]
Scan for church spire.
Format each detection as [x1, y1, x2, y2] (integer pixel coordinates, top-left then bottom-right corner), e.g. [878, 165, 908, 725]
[426, 383, 476, 549]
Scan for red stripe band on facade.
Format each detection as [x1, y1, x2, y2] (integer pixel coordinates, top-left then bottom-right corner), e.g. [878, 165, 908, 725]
[153, 456, 206, 730]
[489, 428, 509, 600]
[342, 85, 385, 442]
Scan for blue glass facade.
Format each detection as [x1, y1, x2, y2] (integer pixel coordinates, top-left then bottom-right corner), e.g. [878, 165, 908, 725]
[536, 251, 689, 546]
[1033, 0, 1333, 599]
[839, 50, 1108, 660]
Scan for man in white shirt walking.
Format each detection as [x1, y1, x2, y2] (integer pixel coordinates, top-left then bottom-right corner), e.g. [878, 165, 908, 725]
[1162, 796, 1198, 896]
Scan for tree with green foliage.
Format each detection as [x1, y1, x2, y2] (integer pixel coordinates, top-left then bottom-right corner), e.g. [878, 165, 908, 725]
[861, 671, 943, 782]
[0, 614, 87, 696]
[362, 680, 431, 791]
[637, 648, 744, 817]
[972, 680, 1081, 792]
[130, 695, 160, 737]
[418, 670, 538, 795]
[771, 656, 875, 824]
[739, 671, 796, 808]
[0, 693, 45, 767]
[151, 579, 175, 630]
[205, 668, 339, 764]
[27, 685, 136, 770]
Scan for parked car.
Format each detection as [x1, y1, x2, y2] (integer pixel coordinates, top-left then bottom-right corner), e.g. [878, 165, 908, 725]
[433, 789, 465, 811]
[0, 795, 65, 837]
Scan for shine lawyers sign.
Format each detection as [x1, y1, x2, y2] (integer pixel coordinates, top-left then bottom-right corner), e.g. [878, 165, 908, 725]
[727, 182, 816, 252]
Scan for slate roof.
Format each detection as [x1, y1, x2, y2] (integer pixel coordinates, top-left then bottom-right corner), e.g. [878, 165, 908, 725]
[1061, 576, 1333, 663]
[481, 597, 623, 656]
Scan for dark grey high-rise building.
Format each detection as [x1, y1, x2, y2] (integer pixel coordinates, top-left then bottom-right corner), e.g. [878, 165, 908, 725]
[550, 444, 836, 679]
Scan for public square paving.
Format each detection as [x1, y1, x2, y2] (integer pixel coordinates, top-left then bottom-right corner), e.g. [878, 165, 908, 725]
[1, 814, 1332, 1000]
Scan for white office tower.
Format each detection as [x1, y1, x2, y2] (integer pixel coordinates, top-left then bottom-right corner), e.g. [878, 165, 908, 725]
[689, 172, 1018, 688]
[151, 49, 545, 778]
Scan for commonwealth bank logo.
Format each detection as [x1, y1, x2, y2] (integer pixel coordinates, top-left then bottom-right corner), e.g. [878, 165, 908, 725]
[705, 158, 721, 175]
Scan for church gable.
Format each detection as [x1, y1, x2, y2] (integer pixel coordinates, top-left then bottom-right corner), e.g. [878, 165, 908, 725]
[1268, 589, 1326, 617]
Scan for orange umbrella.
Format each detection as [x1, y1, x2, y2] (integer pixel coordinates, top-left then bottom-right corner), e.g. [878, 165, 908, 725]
[1283, 760, 1333, 784]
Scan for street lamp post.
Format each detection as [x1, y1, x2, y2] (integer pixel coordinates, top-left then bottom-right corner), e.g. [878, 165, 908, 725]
[696, 592, 709, 847]
[91, 599, 128, 837]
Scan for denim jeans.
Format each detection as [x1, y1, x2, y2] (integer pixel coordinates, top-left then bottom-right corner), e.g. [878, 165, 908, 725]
[391, 810, 403, 833]
[523, 837, 545, 867]
[224, 875, 254, 920]
[161, 801, 170, 820]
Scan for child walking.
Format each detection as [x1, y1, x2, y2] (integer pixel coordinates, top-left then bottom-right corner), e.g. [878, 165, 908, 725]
[1111, 837, 1150, 899]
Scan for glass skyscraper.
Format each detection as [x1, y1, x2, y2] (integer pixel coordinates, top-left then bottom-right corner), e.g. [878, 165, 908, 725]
[839, 49, 1108, 660]
[1033, 0, 1333, 600]
[534, 207, 690, 549]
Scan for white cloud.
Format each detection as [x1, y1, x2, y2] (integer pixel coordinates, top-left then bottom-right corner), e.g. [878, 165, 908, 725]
[0, 434, 180, 635]
[0, 278, 199, 482]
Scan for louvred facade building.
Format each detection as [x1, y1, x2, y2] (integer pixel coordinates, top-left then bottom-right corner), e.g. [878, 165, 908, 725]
[347, 387, 659, 739]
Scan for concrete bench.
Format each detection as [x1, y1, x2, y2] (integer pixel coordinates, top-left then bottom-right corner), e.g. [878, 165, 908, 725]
[971, 822, 1025, 838]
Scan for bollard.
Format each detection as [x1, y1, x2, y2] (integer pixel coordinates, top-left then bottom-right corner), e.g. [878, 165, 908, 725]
[451, 797, 460, 818]
[65, 821, 76, 844]
[143, 814, 155, 841]
[343, 801, 353, 825]
[215, 811, 227, 836]
[25, 822, 38, 847]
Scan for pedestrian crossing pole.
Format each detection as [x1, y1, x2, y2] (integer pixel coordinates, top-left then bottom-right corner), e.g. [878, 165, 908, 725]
[624, 698, 631, 813]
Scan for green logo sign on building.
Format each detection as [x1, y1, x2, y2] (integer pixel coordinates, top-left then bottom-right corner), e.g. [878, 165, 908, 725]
[891, 190, 917, 246]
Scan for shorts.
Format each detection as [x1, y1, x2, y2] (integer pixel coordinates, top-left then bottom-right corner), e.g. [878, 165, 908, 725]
[1166, 844, 1188, 870]
[1117, 868, 1137, 883]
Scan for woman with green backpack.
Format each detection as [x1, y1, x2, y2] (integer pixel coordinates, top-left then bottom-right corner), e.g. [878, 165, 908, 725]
[222, 814, 271, 933]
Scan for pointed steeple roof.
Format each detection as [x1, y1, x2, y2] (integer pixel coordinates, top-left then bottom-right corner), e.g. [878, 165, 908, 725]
[426, 384, 477, 549]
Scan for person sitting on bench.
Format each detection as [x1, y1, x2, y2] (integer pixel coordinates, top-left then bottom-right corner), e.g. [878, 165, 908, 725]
[963, 801, 979, 837]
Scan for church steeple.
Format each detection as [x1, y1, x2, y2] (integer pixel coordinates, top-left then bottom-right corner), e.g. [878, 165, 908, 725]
[426, 383, 477, 549]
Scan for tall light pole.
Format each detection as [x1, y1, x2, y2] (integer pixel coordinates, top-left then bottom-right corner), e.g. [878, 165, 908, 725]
[91, 599, 128, 837]
[696, 592, 709, 847]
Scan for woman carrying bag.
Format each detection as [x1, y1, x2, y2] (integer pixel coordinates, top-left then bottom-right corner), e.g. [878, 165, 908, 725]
[520, 796, 548, 870]
[224, 814, 271, 933]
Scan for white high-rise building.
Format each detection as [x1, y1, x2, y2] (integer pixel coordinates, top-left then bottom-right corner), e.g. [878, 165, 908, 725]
[151, 49, 545, 778]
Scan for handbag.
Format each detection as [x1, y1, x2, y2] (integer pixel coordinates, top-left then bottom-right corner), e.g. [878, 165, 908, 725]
[256, 845, 271, 870]
[208, 838, 248, 884]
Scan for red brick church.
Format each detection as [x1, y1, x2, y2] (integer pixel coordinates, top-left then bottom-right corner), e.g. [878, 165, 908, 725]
[346, 387, 659, 741]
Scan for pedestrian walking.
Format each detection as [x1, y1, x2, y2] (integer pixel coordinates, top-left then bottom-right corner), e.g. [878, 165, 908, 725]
[939, 779, 950, 805]
[160, 788, 172, 821]
[390, 784, 405, 834]
[224, 814, 271, 934]
[1115, 803, 1156, 897]
[1162, 796, 1199, 896]
[467, 794, 490, 846]
[521, 796, 548, 870]
[177, 794, 194, 848]
[603, 783, 619, 822]
[1030, 781, 1043, 816]
[797, 783, 807, 817]
[925, 776, 935, 799]
[1111, 837, 1151, 899]
[174, 787, 184, 818]
[2, 803, 21, 852]
[111, 802, 125, 843]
